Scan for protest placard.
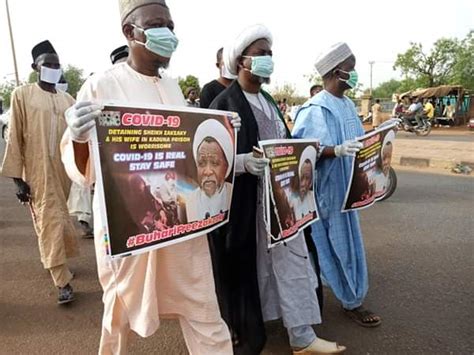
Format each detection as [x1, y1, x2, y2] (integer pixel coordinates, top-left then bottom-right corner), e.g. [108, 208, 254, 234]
[342, 122, 397, 212]
[259, 139, 319, 247]
[92, 103, 236, 258]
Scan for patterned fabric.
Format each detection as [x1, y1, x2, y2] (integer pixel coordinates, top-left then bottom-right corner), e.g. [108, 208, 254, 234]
[292, 90, 368, 309]
[118, 0, 167, 22]
[250, 97, 321, 328]
[314, 42, 353, 77]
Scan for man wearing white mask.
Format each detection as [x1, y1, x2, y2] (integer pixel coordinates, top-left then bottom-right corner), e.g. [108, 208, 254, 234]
[1, 40, 78, 305]
[60, 0, 237, 353]
[199, 47, 237, 109]
[186, 119, 234, 222]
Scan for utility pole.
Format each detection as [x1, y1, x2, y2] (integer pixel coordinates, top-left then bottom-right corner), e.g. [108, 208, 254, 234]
[6, 0, 20, 86]
[369, 61, 375, 96]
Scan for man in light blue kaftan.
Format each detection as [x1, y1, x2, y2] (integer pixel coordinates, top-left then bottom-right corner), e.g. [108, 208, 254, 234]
[293, 42, 381, 327]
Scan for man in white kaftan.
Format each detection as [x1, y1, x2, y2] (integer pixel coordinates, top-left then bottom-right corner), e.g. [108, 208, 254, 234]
[61, 61, 232, 355]
[60, 1, 233, 353]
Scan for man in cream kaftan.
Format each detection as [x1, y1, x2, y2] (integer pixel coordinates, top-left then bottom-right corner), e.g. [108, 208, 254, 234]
[1, 42, 79, 304]
[61, 62, 232, 354]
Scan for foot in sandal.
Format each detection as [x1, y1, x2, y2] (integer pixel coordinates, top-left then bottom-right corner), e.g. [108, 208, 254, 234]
[293, 338, 346, 354]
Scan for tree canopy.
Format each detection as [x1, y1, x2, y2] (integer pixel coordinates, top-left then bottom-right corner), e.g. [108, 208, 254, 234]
[0, 80, 19, 110]
[393, 30, 473, 90]
[370, 31, 473, 100]
[178, 75, 200, 97]
[271, 83, 307, 105]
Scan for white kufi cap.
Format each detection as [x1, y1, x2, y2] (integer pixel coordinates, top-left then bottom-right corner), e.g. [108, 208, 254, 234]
[314, 42, 353, 77]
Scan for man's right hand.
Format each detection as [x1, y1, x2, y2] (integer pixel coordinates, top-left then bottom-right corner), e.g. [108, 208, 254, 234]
[334, 140, 363, 157]
[13, 178, 31, 204]
[65, 101, 103, 143]
[243, 153, 270, 176]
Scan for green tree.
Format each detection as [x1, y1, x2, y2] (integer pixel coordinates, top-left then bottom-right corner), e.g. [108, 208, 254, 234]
[271, 83, 306, 105]
[0, 80, 20, 110]
[450, 30, 474, 90]
[394, 37, 460, 87]
[372, 79, 401, 98]
[63, 65, 85, 98]
[28, 64, 85, 98]
[178, 75, 200, 96]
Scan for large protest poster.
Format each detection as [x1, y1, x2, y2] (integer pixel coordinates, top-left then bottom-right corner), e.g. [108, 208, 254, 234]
[259, 139, 319, 248]
[342, 122, 397, 212]
[92, 103, 236, 258]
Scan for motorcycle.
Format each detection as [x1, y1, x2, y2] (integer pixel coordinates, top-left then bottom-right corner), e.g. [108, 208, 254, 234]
[394, 113, 432, 136]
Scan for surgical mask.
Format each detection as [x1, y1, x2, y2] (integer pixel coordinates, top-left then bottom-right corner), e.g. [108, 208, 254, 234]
[133, 25, 179, 58]
[56, 83, 68, 92]
[243, 55, 274, 78]
[338, 69, 358, 88]
[40, 66, 62, 84]
[221, 64, 237, 80]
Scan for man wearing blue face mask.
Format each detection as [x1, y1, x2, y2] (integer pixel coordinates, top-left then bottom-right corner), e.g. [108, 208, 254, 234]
[209, 25, 346, 355]
[292, 42, 382, 328]
[60, 0, 235, 353]
[1, 40, 79, 305]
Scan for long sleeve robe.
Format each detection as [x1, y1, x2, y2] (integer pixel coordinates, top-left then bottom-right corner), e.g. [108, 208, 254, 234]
[60, 63, 224, 337]
[1, 83, 78, 268]
[209, 81, 321, 354]
[292, 90, 368, 309]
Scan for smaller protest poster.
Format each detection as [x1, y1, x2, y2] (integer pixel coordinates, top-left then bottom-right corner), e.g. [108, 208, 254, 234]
[92, 103, 236, 258]
[342, 122, 397, 212]
[259, 139, 320, 248]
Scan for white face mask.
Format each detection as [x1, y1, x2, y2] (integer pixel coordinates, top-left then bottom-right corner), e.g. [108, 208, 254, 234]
[40, 66, 62, 84]
[221, 64, 237, 80]
[55, 83, 68, 92]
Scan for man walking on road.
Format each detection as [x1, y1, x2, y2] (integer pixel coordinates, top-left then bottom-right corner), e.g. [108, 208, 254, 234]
[293, 42, 382, 328]
[371, 99, 383, 129]
[61, 0, 236, 353]
[1, 40, 79, 305]
[209, 24, 346, 354]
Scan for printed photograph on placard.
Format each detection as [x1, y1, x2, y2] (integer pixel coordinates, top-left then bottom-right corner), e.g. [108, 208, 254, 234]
[259, 139, 320, 248]
[342, 122, 397, 212]
[93, 103, 237, 258]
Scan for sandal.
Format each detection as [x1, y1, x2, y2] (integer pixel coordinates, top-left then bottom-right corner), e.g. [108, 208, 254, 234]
[343, 306, 381, 328]
[293, 337, 346, 354]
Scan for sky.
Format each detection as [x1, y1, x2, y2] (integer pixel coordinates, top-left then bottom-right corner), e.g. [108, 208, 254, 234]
[1, 0, 473, 96]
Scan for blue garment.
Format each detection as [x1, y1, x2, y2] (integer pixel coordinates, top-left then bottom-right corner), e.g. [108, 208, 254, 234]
[292, 90, 368, 309]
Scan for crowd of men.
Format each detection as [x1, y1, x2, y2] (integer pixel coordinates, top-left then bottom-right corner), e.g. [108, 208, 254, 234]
[1, 0, 385, 354]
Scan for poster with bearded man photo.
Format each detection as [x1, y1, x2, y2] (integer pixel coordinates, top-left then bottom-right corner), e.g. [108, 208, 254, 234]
[259, 139, 320, 248]
[342, 121, 397, 212]
[92, 103, 237, 258]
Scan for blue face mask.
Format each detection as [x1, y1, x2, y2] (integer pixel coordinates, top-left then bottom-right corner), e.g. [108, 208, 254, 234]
[243, 55, 274, 78]
[133, 25, 179, 58]
[338, 69, 358, 88]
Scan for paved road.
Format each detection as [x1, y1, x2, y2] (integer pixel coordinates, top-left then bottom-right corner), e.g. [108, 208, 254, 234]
[1, 138, 473, 354]
[397, 130, 474, 142]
